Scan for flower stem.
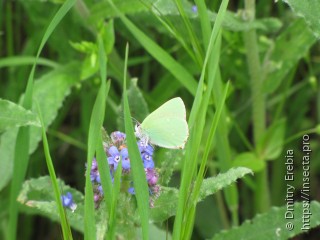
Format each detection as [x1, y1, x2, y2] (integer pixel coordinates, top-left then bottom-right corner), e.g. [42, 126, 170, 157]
[243, 0, 270, 213]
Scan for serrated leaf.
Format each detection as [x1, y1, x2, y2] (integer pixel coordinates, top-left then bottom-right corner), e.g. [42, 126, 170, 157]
[257, 119, 286, 161]
[18, 176, 85, 233]
[232, 152, 265, 172]
[150, 167, 252, 222]
[263, 19, 316, 94]
[0, 99, 40, 132]
[213, 201, 320, 240]
[283, 0, 320, 38]
[198, 167, 252, 200]
[0, 62, 81, 191]
[150, 187, 179, 222]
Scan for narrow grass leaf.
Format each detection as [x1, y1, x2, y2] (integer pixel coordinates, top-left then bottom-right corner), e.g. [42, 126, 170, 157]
[122, 44, 149, 240]
[107, 159, 122, 239]
[94, 36, 114, 236]
[173, 0, 229, 238]
[37, 103, 73, 240]
[84, 56, 109, 240]
[0, 56, 59, 69]
[106, 0, 198, 96]
[190, 81, 231, 212]
[7, 0, 76, 238]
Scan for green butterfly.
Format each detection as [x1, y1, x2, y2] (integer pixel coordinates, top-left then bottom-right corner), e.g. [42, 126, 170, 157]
[135, 97, 189, 149]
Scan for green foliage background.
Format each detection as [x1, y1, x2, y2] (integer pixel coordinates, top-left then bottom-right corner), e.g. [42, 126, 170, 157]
[0, 0, 319, 239]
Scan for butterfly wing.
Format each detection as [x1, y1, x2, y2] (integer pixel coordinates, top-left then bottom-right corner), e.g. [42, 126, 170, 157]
[141, 97, 186, 124]
[140, 97, 188, 149]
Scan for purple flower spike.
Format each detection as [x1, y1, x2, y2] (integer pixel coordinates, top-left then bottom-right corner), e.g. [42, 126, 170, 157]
[94, 193, 101, 203]
[61, 192, 77, 212]
[146, 169, 158, 186]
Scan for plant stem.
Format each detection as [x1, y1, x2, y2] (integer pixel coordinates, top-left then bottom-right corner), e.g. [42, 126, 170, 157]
[243, 0, 270, 213]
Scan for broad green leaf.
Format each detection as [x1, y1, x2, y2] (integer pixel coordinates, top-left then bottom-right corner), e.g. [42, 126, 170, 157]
[18, 176, 84, 233]
[89, 0, 147, 22]
[213, 201, 320, 240]
[263, 19, 316, 94]
[137, 223, 172, 240]
[150, 167, 252, 222]
[0, 99, 40, 132]
[89, 0, 281, 33]
[198, 167, 252, 200]
[0, 62, 81, 191]
[232, 152, 265, 172]
[220, 12, 282, 32]
[283, 0, 320, 38]
[117, 78, 149, 130]
[257, 119, 286, 161]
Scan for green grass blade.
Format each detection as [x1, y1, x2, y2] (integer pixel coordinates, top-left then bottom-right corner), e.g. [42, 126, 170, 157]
[37, 103, 73, 240]
[173, 0, 229, 238]
[95, 135, 113, 210]
[84, 39, 109, 240]
[0, 56, 59, 69]
[189, 80, 230, 220]
[122, 44, 149, 240]
[106, 0, 198, 96]
[173, 0, 203, 64]
[7, 0, 76, 239]
[107, 158, 122, 240]
[194, 0, 212, 47]
[95, 36, 113, 234]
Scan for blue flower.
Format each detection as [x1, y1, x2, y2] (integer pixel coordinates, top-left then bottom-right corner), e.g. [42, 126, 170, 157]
[108, 146, 121, 168]
[192, 5, 197, 13]
[138, 140, 154, 155]
[108, 146, 129, 170]
[120, 148, 131, 170]
[128, 187, 135, 195]
[61, 192, 77, 212]
[142, 153, 154, 169]
[97, 185, 103, 194]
